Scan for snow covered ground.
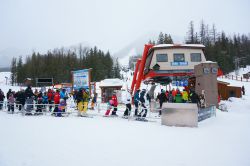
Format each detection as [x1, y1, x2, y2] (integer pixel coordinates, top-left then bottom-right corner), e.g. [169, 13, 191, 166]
[0, 72, 250, 166]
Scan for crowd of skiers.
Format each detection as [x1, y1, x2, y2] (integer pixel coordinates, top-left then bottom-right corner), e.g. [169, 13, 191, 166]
[0, 86, 69, 116]
[156, 87, 200, 115]
[1, 85, 203, 118]
[104, 88, 150, 118]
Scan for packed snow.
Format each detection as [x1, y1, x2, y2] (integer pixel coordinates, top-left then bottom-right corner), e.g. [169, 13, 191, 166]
[0, 71, 250, 166]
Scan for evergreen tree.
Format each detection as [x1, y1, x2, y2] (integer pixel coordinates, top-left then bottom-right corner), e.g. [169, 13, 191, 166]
[10, 57, 17, 86]
[157, 32, 165, 44]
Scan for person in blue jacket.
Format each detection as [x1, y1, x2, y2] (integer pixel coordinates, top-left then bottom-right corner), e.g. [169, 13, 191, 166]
[133, 89, 140, 117]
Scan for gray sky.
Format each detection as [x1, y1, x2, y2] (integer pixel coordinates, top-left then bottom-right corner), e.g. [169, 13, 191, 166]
[0, 0, 250, 56]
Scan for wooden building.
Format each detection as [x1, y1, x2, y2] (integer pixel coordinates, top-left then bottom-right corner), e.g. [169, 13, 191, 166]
[99, 79, 123, 103]
[218, 81, 242, 100]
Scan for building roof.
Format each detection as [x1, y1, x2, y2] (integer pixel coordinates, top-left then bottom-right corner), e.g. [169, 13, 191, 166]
[99, 78, 123, 87]
[153, 44, 205, 49]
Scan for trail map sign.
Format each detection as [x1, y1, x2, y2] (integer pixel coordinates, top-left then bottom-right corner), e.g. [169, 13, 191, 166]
[72, 69, 91, 90]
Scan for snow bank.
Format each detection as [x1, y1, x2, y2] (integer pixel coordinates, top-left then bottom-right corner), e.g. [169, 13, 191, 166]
[0, 69, 250, 166]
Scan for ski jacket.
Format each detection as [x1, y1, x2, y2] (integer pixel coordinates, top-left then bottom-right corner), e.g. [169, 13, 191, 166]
[182, 91, 189, 101]
[112, 95, 118, 107]
[54, 92, 60, 104]
[134, 91, 140, 103]
[25, 87, 34, 99]
[139, 91, 146, 103]
[42, 95, 48, 103]
[47, 91, 53, 101]
[8, 93, 15, 104]
[0, 91, 5, 101]
[123, 91, 132, 105]
[83, 91, 89, 102]
[157, 92, 167, 103]
[60, 91, 66, 99]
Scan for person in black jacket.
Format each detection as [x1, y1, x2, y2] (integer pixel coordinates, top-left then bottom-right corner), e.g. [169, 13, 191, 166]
[6, 89, 12, 111]
[25, 86, 34, 113]
[16, 90, 26, 111]
[157, 89, 168, 116]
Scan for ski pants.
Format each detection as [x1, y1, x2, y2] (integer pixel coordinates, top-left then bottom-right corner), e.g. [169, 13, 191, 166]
[138, 102, 147, 117]
[134, 102, 139, 116]
[111, 107, 117, 115]
[123, 104, 131, 116]
[8, 103, 14, 113]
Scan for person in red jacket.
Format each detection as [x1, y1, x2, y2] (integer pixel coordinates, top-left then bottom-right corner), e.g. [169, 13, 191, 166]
[111, 92, 118, 116]
[53, 89, 60, 115]
[47, 89, 54, 111]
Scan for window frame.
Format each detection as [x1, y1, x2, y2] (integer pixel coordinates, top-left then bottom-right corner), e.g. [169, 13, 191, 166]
[190, 53, 202, 62]
[156, 54, 168, 62]
[173, 53, 185, 62]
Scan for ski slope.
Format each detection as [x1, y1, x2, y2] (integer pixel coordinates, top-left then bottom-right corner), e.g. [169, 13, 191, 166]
[0, 71, 250, 166]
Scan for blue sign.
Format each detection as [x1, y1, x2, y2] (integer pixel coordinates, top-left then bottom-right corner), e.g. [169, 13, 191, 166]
[171, 62, 188, 66]
[172, 79, 188, 87]
[72, 69, 90, 90]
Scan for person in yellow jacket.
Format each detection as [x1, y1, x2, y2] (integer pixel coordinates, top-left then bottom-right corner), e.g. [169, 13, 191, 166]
[82, 89, 90, 113]
[182, 89, 189, 103]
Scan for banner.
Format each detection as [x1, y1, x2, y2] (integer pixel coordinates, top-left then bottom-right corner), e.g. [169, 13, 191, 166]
[72, 69, 90, 90]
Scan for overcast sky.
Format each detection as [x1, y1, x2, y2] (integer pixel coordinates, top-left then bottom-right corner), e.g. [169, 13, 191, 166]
[0, 0, 249, 55]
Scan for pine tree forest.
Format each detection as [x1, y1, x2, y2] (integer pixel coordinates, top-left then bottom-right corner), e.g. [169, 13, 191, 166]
[11, 45, 121, 85]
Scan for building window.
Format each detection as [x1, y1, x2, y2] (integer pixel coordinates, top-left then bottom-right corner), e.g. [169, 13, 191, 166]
[156, 54, 168, 62]
[191, 53, 201, 62]
[173, 53, 185, 62]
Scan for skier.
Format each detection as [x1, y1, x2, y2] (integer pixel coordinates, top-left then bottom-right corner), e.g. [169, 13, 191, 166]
[76, 88, 84, 116]
[157, 89, 167, 116]
[111, 92, 118, 116]
[91, 92, 97, 110]
[16, 89, 25, 111]
[138, 89, 148, 118]
[47, 89, 54, 112]
[0, 89, 5, 110]
[133, 89, 140, 116]
[53, 89, 60, 115]
[82, 89, 90, 114]
[25, 86, 34, 115]
[123, 89, 132, 117]
[6, 89, 12, 112]
[36, 92, 43, 115]
[104, 99, 113, 116]
[8, 92, 15, 113]
[57, 98, 66, 117]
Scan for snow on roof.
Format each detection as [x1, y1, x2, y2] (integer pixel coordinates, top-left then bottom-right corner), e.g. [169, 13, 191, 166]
[202, 61, 217, 63]
[99, 78, 123, 87]
[153, 44, 205, 48]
